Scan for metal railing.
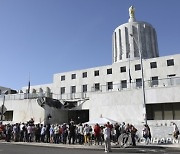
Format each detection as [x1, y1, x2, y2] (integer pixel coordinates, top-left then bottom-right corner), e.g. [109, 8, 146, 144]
[53, 92, 90, 100]
[0, 92, 52, 101]
[0, 77, 180, 101]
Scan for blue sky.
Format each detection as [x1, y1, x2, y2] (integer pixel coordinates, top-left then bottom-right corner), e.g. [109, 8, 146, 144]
[0, 0, 180, 90]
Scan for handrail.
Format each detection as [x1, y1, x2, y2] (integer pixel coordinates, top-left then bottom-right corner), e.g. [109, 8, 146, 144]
[0, 77, 180, 101]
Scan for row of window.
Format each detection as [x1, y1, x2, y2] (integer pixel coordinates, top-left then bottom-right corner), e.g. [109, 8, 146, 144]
[60, 75, 170, 94]
[60, 59, 175, 81]
[60, 82, 113, 94]
[61, 69, 107, 81]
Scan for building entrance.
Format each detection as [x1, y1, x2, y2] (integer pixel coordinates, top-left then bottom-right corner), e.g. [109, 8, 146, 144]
[67, 110, 89, 124]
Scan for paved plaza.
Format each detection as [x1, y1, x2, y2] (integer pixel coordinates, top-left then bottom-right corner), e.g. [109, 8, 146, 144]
[1, 141, 180, 154]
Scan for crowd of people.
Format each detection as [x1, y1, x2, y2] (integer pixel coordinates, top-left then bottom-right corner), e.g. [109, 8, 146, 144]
[0, 119, 139, 146]
[0, 119, 178, 152]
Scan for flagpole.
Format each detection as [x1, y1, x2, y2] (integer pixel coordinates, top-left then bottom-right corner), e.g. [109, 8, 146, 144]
[130, 34, 147, 125]
[128, 53, 132, 87]
[28, 72, 31, 99]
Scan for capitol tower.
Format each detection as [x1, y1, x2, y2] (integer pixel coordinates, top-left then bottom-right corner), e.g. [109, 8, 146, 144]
[112, 6, 159, 63]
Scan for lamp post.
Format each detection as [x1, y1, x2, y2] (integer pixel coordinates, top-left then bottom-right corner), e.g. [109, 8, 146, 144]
[130, 34, 147, 125]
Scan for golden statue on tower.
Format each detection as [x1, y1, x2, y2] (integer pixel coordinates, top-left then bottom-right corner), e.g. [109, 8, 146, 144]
[129, 6, 135, 22]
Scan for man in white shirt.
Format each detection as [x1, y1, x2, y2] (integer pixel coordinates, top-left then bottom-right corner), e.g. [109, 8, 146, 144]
[103, 123, 112, 153]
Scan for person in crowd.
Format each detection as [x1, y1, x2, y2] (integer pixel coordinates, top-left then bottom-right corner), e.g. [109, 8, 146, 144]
[68, 121, 76, 144]
[13, 123, 20, 142]
[106, 122, 112, 130]
[22, 124, 28, 142]
[40, 125, 46, 142]
[20, 123, 25, 142]
[5, 124, 12, 142]
[119, 122, 126, 135]
[114, 123, 120, 143]
[172, 122, 179, 139]
[29, 118, 34, 126]
[94, 123, 101, 145]
[103, 123, 112, 153]
[129, 124, 137, 146]
[74, 124, 78, 144]
[62, 123, 68, 144]
[83, 124, 90, 145]
[45, 124, 51, 143]
[142, 124, 151, 145]
[53, 124, 59, 144]
[122, 123, 130, 145]
[100, 126, 104, 143]
[77, 123, 84, 144]
[34, 124, 41, 142]
[146, 124, 151, 142]
[88, 125, 93, 145]
[50, 124, 54, 143]
[0, 122, 5, 139]
[58, 125, 63, 143]
[111, 125, 116, 143]
[27, 123, 34, 142]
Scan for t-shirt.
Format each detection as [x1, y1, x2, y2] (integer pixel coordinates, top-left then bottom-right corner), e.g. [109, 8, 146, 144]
[103, 127, 111, 139]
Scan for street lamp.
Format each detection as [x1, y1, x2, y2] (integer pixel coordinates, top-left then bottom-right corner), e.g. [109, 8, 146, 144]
[130, 34, 147, 125]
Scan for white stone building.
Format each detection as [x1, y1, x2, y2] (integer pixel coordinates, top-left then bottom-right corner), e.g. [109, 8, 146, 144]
[0, 7, 180, 131]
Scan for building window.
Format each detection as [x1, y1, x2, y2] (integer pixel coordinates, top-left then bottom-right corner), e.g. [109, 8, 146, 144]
[107, 82, 113, 90]
[136, 78, 142, 88]
[60, 87, 65, 94]
[94, 70, 99, 76]
[71, 74, 76, 79]
[151, 76, 159, 87]
[107, 68, 112, 74]
[4, 111, 13, 121]
[121, 80, 127, 89]
[147, 104, 163, 120]
[94, 83, 100, 91]
[147, 103, 180, 120]
[150, 62, 157, 69]
[135, 64, 141, 71]
[174, 103, 180, 120]
[82, 72, 87, 78]
[167, 59, 174, 66]
[71, 86, 76, 93]
[164, 104, 173, 120]
[120, 66, 126, 73]
[82, 85, 87, 92]
[61, 75, 65, 81]
[167, 74, 176, 86]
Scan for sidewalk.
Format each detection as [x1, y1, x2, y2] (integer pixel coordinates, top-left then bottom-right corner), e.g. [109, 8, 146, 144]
[0, 140, 180, 150]
[0, 140, 104, 150]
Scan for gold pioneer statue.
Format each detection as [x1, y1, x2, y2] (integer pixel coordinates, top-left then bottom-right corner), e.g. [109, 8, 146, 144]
[129, 6, 135, 19]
